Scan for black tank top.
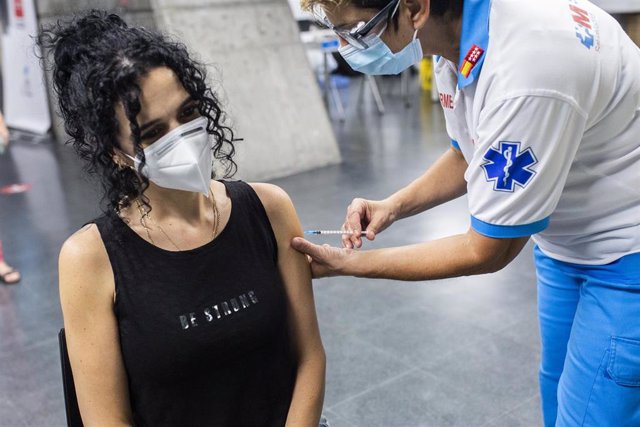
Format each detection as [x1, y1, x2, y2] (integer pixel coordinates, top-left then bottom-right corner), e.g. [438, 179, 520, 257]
[92, 180, 296, 427]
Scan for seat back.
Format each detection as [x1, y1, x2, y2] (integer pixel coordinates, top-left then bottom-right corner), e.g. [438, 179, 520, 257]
[58, 328, 83, 427]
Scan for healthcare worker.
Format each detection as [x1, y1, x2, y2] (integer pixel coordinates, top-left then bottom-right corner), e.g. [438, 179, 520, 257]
[291, 0, 640, 425]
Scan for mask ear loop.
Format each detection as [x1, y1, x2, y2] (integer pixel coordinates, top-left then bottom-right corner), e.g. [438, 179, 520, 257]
[121, 150, 139, 166]
[411, 28, 423, 60]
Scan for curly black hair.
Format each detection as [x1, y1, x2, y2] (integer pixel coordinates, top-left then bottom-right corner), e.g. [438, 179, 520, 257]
[37, 10, 237, 212]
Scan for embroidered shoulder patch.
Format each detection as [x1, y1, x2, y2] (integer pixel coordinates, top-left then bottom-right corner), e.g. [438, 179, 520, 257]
[481, 141, 538, 192]
[460, 44, 485, 78]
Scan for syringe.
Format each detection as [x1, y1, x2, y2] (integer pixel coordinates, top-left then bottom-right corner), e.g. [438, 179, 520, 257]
[304, 230, 367, 236]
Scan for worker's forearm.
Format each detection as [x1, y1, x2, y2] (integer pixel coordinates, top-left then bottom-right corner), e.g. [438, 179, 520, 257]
[345, 234, 504, 281]
[387, 148, 468, 220]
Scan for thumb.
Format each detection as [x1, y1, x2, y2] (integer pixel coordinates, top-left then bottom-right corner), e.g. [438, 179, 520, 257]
[291, 237, 324, 260]
[365, 218, 385, 240]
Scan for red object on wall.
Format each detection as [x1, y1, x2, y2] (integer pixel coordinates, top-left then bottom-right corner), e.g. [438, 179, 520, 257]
[14, 0, 24, 18]
[0, 183, 32, 194]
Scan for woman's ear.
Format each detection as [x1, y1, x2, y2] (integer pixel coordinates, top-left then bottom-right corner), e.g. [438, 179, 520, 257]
[404, 0, 430, 29]
[112, 148, 133, 170]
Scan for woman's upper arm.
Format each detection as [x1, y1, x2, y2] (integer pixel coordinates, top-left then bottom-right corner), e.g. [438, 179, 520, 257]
[58, 224, 133, 426]
[250, 183, 325, 361]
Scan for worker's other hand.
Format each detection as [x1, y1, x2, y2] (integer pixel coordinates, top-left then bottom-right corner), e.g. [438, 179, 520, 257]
[342, 198, 397, 249]
[291, 237, 355, 278]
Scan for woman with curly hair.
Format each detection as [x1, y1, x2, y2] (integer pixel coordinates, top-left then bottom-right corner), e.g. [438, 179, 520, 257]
[42, 11, 325, 426]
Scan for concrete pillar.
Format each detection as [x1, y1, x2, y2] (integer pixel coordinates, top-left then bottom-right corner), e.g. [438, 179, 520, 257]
[36, 0, 157, 144]
[151, 0, 340, 180]
[35, 0, 341, 181]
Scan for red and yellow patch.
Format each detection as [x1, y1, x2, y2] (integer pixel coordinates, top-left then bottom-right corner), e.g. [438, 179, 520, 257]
[460, 44, 485, 78]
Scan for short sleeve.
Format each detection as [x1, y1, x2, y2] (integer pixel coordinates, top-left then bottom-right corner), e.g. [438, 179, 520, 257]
[466, 95, 587, 238]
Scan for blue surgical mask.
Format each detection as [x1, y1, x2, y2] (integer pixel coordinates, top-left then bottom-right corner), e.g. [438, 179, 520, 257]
[339, 29, 423, 76]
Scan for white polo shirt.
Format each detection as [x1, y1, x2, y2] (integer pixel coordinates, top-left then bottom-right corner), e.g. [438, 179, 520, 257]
[434, 0, 640, 264]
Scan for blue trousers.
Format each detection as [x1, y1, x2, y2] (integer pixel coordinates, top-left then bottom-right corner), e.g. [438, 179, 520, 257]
[535, 247, 640, 426]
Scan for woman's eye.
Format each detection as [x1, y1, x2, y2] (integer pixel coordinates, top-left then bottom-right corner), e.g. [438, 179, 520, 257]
[182, 106, 198, 118]
[141, 128, 160, 141]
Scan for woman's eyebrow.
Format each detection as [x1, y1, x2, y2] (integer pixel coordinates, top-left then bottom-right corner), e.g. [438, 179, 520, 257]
[179, 96, 195, 109]
[139, 96, 195, 131]
[140, 119, 160, 133]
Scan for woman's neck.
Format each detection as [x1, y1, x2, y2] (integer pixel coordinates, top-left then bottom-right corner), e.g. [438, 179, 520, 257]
[141, 183, 209, 224]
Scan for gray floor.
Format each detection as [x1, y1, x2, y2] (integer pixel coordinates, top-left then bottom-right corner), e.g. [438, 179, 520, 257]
[0, 76, 542, 426]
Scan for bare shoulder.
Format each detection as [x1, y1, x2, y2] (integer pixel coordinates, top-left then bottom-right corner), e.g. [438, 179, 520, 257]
[59, 223, 113, 300]
[249, 183, 294, 215]
[249, 183, 300, 238]
[59, 224, 108, 267]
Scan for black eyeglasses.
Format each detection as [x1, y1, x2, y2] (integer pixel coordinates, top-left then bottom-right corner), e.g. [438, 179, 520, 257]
[312, 0, 401, 50]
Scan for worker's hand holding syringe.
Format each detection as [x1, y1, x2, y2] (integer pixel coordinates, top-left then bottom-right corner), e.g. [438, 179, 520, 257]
[292, 197, 398, 278]
[339, 197, 398, 249]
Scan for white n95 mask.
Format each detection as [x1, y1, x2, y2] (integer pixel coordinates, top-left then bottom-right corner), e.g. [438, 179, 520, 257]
[126, 116, 213, 196]
[339, 29, 423, 76]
